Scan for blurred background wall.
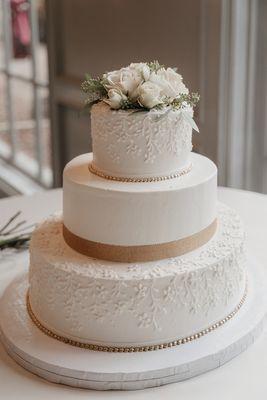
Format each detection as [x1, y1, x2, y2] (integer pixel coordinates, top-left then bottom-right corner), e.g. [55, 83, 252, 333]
[0, 0, 267, 197]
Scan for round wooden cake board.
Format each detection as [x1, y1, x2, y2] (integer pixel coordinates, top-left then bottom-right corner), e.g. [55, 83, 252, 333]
[0, 260, 266, 391]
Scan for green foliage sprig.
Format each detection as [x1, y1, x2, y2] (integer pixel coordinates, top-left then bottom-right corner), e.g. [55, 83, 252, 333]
[0, 211, 34, 251]
[147, 60, 165, 72]
[81, 74, 107, 110]
[171, 92, 200, 109]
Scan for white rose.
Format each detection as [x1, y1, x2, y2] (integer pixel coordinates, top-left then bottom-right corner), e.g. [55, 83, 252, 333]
[127, 63, 150, 101]
[103, 69, 121, 90]
[149, 68, 188, 99]
[120, 68, 143, 95]
[104, 67, 143, 97]
[104, 88, 127, 109]
[129, 62, 150, 81]
[138, 82, 163, 109]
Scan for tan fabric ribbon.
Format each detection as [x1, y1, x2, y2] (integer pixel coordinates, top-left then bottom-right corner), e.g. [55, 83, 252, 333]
[63, 219, 217, 263]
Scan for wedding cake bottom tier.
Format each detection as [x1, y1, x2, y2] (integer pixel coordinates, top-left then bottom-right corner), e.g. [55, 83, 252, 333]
[28, 203, 246, 348]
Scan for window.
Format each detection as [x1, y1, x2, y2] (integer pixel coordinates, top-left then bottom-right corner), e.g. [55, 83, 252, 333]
[0, 0, 51, 192]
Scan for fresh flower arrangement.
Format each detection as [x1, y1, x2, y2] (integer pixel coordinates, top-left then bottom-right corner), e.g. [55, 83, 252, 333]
[81, 61, 200, 114]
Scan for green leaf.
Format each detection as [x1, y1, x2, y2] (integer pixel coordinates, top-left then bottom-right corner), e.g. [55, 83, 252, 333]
[85, 73, 92, 81]
[147, 60, 165, 72]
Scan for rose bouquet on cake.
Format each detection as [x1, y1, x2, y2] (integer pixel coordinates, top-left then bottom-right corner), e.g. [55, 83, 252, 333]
[81, 61, 200, 130]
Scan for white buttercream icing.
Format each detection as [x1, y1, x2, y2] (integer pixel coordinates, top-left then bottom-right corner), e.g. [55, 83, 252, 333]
[29, 203, 246, 347]
[63, 152, 217, 246]
[91, 102, 193, 178]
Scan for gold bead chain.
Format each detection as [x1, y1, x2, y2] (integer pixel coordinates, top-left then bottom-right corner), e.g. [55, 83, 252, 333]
[26, 282, 247, 353]
[88, 163, 192, 183]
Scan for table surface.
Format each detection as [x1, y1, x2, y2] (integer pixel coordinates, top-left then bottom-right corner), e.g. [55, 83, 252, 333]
[0, 187, 267, 400]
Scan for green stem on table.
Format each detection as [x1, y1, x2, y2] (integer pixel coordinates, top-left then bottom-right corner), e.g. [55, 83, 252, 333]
[0, 211, 35, 251]
[0, 234, 31, 250]
[0, 211, 22, 234]
[2, 223, 35, 236]
[1, 220, 27, 236]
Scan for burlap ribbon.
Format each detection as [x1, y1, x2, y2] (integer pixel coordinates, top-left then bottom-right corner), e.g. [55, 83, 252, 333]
[63, 219, 217, 263]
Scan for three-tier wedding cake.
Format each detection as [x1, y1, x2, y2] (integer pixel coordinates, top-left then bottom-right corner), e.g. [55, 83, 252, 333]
[27, 62, 247, 352]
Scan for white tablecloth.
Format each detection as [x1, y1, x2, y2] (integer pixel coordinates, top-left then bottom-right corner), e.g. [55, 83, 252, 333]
[0, 187, 266, 399]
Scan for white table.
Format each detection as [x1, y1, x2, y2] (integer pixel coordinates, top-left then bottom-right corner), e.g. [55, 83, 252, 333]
[0, 187, 267, 399]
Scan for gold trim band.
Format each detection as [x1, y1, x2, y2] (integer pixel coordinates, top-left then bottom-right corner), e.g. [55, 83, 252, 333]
[63, 219, 217, 263]
[88, 162, 192, 183]
[27, 283, 247, 353]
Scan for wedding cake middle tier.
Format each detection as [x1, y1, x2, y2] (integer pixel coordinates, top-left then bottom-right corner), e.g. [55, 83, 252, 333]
[63, 152, 217, 262]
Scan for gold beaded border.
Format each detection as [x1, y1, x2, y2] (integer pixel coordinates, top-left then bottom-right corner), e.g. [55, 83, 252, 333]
[88, 163, 192, 183]
[26, 282, 247, 353]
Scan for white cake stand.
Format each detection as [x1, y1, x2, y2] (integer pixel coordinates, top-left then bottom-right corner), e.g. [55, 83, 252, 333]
[0, 259, 266, 391]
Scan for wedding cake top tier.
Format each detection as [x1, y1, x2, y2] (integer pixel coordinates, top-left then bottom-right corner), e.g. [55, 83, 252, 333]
[82, 61, 199, 180]
[91, 102, 193, 179]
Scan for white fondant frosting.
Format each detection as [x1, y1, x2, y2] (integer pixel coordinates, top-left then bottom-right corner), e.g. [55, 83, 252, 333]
[29, 203, 246, 347]
[91, 101, 193, 178]
[63, 152, 217, 246]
